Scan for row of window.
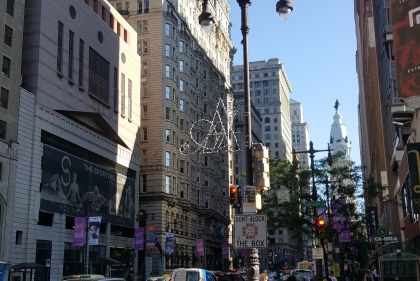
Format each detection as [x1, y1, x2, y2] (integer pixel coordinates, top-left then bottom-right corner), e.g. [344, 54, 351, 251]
[56, 21, 132, 117]
[252, 98, 277, 105]
[233, 81, 277, 90]
[232, 72, 276, 80]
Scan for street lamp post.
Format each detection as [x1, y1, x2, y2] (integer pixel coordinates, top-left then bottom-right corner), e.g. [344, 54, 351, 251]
[292, 141, 332, 281]
[199, 1, 293, 281]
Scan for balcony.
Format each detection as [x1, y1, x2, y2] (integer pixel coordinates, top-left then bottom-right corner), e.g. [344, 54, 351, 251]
[117, 9, 129, 15]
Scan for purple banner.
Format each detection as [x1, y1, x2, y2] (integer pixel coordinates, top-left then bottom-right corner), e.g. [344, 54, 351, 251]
[331, 200, 351, 243]
[196, 239, 204, 256]
[73, 217, 85, 246]
[135, 227, 144, 250]
[221, 244, 228, 258]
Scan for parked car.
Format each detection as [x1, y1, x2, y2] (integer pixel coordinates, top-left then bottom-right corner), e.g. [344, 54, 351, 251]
[62, 275, 105, 281]
[214, 272, 245, 281]
[292, 270, 315, 281]
[146, 277, 166, 281]
[172, 268, 217, 281]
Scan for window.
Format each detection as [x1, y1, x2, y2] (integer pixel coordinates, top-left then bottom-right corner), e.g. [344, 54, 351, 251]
[142, 127, 147, 141]
[179, 80, 184, 92]
[273, 107, 278, 113]
[265, 117, 270, 123]
[179, 41, 184, 53]
[142, 61, 148, 76]
[255, 73, 260, 78]
[166, 129, 170, 141]
[57, 21, 63, 72]
[263, 81, 269, 87]
[141, 41, 148, 54]
[165, 44, 170, 56]
[274, 126, 278, 131]
[264, 89, 269, 95]
[120, 73, 125, 114]
[166, 107, 170, 120]
[79, 40, 84, 87]
[255, 98, 261, 104]
[142, 83, 148, 98]
[180, 99, 184, 111]
[113, 68, 118, 110]
[4, 25, 13, 47]
[1, 88, 8, 109]
[165, 176, 171, 193]
[142, 105, 147, 119]
[0, 120, 6, 139]
[264, 98, 269, 104]
[165, 24, 170, 36]
[165, 65, 170, 77]
[274, 118, 278, 122]
[142, 175, 147, 192]
[265, 134, 271, 140]
[255, 90, 261, 96]
[180, 119, 184, 131]
[127, 79, 132, 119]
[2, 56, 11, 78]
[68, 31, 74, 80]
[6, 0, 15, 16]
[272, 72, 275, 76]
[264, 108, 269, 114]
[109, 14, 114, 29]
[89, 48, 110, 103]
[272, 89, 277, 94]
[165, 86, 170, 99]
[180, 60, 184, 72]
[166, 152, 170, 166]
[265, 126, 270, 132]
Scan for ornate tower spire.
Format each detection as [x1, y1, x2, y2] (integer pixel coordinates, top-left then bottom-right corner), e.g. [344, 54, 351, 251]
[329, 100, 352, 162]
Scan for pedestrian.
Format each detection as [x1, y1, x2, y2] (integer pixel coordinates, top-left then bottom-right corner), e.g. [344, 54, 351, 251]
[364, 270, 372, 281]
[322, 277, 332, 281]
[371, 267, 379, 281]
[356, 267, 365, 281]
[329, 271, 338, 281]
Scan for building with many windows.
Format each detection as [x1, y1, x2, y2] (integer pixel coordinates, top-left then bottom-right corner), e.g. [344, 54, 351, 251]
[3, 1, 141, 280]
[107, 0, 234, 276]
[290, 99, 310, 168]
[231, 58, 293, 161]
[0, 0, 25, 263]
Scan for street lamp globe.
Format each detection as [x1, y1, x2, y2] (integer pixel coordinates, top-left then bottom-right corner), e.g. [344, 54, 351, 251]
[200, 19, 214, 33]
[276, 0, 293, 21]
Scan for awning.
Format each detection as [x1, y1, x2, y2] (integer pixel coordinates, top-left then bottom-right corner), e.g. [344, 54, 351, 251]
[99, 257, 121, 265]
[11, 263, 46, 269]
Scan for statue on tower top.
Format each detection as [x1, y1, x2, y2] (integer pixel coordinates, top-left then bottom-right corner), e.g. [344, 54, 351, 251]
[334, 99, 340, 111]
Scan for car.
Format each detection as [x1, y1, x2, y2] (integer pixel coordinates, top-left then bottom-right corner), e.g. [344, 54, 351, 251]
[214, 272, 245, 281]
[172, 268, 217, 281]
[62, 275, 106, 281]
[146, 277, 166, 281]
[292, 270, 315, 281]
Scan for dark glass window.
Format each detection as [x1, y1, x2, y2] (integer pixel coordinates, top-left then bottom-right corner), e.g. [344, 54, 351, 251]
[79, 39, 84, 86]
[2, 56, 11, 78]
[0, 120, 6, 139]
[57, 21, 64, 72]
[120, 73, 125, 114]
[1, 88, 9, 109]
[68, 30, 74, 79]
[88, 47, 110, 104]
[6, 0, 15, 16]
[4, 25, 13, 47]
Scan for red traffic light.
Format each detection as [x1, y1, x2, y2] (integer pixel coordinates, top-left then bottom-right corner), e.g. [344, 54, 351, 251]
[230, 187, 237, 193]
[230, 186, 239, 206]
[317, 218, 325, 226]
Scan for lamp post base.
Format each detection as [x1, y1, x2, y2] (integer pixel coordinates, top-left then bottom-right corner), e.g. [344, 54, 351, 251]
[245, 248, 260, 281]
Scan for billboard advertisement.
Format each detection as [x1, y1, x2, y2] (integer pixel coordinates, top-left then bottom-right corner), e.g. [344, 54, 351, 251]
[391, 0, 420, 98]
[40, 145, 135, 227]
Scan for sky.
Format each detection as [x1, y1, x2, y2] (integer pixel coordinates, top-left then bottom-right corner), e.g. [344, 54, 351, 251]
[227, 0, 360, 165]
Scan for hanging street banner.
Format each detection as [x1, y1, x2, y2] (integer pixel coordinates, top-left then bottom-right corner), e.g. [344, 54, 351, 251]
[390, 0, 420, 98]
[196, 239, 204, 256]
[165, 233, 175, 253]
[40, 145, 135, 227]
[73, 217, 86, 246]
[407, 143, 420, 213]
[88, 216, 101, 245]
[145, 226, 156, 250]
[234, 214, 267, 248]
[366, 206, 378, 236]
[331, 200, 351, 243]
[221, 244, 228, 258]
[134, 227, 144, 251]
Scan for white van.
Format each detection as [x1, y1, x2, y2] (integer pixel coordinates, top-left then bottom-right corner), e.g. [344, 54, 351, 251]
[172, 268, 217, 281]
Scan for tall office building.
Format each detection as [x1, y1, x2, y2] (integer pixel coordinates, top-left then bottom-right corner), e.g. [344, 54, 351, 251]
[0, 0, 25, 262]
[232, 58, 293, 161]
[3, 1, 141, 280]
[290, 99, 310, 168]
[107, 0, 234, 275]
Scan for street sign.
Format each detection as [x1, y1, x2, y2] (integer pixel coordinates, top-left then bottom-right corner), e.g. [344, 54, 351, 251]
[312, 248, 324, 260]
[243, 186, 256, 213]
[376, 226, 389, 238]
[304, 201, 327, 207]
[234, 214, 267, 248]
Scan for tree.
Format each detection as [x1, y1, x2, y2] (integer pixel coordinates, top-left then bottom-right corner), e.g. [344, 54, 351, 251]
[260, 154, 372, 269]
[121, 246, 134, 281]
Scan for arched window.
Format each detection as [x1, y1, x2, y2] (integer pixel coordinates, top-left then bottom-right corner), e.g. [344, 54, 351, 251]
[265, 117, 270, 123]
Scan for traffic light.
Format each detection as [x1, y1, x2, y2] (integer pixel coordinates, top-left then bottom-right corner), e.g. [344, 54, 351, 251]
[253, 144, 270, 191]
[230, 185, 239, 206]
[317, 218, 326, 238]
